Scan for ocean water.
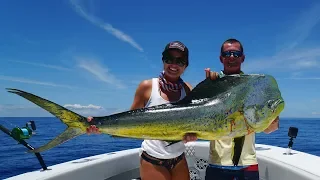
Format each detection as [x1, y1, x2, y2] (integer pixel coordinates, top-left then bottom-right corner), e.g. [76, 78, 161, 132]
[0, 117, 319, 179]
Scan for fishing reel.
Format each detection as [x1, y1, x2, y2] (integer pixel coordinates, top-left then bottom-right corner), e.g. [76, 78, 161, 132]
[284, 126, 298, 155]
[0, 120, 49, 171]
[11, 120, 36, 141]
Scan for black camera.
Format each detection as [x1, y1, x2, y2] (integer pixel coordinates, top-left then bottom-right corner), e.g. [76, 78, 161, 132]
[287, 126, 299, 152]
[288, 127, 298, 139]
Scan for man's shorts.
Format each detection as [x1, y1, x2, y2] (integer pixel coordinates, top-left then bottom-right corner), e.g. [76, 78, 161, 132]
[205, 164, 259, 180]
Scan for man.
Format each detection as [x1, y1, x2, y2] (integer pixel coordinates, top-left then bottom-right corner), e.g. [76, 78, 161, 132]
[204, 38, 279, 180]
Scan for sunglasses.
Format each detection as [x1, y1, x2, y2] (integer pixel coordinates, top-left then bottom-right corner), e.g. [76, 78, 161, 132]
[163, 56, 187, 67]
[221, 51, 243, 58]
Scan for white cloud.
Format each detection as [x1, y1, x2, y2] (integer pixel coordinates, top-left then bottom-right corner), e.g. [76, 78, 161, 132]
[11, 33, 38, 45]
[8, 60, 72, 71]
[63, 103, 122, 116]
[277, 2, 320, 52]
[243, 2, 320, 74]
[0, 104, 37, 111]
[311, 99, 320, 103]
[0, 104, 52, 117]
[312, 112, 320, 115]
[243, 48, 320, 73]
[0, 75, 77, 89]
[76, 57, 125, 89]
[139, 54, 158, 70]
[290, 71, 303, 78]
[64, 104, 103, 110]
[280, 77, 320, 80]
[69, 0, 143, 52]
[0, 103, 121, 117]
[288, 58, 319, 70]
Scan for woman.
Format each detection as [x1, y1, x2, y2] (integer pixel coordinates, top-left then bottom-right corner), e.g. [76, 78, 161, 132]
[87, 41, 197, 180]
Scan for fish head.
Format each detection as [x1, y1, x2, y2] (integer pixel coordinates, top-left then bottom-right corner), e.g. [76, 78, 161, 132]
[243, 75, 285, 132]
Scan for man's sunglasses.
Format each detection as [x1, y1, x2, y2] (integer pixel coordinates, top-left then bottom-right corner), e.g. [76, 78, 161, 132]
[221, 51, 243, 58]
[163, 56, 187, 67]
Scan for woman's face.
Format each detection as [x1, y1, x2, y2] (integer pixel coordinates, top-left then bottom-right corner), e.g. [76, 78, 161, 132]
[162, 49, 187, 80]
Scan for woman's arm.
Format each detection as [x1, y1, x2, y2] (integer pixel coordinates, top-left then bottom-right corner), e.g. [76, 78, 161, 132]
[130, 80, 152, 110]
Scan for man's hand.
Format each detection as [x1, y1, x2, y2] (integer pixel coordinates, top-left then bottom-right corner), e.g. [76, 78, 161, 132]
[205, 68, 219, 80]
[264, 116, 279, 134]
[183, 133, 198, 143]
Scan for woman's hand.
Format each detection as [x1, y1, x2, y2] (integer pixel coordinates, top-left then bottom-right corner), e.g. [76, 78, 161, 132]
[183, 133, 198, 143]
[86, 116, 100, 135]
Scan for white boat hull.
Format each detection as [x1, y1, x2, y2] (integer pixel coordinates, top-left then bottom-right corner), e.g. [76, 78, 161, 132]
[5, 142, 320, 180]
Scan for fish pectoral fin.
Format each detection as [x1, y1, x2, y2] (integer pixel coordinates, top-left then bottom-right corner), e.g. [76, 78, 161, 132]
[232, 136, 245, 166]
[28, 127, 85, 153]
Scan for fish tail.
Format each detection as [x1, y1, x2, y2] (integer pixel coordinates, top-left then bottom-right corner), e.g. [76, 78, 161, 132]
[6, 88, 88, 153]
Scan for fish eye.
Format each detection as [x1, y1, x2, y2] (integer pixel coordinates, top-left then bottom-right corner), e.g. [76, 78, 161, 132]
[267, 100, 273, 109]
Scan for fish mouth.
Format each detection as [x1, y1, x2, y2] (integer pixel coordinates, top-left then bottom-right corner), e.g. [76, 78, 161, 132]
[245, 99, 285, 132]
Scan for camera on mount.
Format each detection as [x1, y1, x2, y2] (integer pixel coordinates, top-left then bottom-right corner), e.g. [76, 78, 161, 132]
[284, 126, 298, 155]
[288, 127, 298, 139]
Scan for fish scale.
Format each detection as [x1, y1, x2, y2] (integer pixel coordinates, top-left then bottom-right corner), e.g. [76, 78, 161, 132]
[5, 74, 284, 153]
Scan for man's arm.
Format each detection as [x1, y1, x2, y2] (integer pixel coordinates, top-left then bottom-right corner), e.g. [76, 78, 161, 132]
[264, 116, 279, 134]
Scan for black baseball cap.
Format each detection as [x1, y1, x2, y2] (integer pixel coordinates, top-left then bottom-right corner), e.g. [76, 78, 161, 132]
[162, 41, 189, 66]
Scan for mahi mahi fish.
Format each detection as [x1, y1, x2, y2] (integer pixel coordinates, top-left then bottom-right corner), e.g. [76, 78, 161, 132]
[6, 74, 284, 153]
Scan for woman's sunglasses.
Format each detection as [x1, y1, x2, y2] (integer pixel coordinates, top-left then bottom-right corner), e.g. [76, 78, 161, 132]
[163, 56, 187, 67]
[221, 51, 243, 58]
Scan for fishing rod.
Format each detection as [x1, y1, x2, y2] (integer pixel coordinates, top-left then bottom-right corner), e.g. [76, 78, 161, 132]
[0, 120, 49, 171]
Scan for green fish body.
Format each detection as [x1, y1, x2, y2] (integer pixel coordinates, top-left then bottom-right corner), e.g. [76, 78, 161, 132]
[6, 74, 284, 153]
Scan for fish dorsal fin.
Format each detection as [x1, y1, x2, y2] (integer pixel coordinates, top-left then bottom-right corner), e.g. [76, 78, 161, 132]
[175, 75, 253, 105]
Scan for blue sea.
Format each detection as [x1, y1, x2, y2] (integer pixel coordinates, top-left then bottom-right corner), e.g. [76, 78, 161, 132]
[0, 117, 320, 179]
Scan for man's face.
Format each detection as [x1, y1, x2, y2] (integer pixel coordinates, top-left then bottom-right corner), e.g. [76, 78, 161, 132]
[220, 42, 245, 74]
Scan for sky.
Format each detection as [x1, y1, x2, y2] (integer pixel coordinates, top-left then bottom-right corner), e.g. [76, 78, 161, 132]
[0, 0, 319, 118]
